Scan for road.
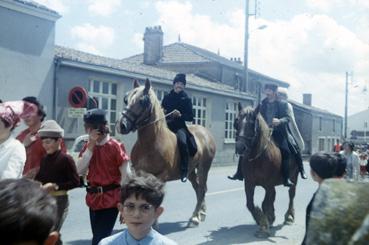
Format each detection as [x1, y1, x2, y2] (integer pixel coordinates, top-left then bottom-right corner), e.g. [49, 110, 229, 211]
[62, 164, 317, 245]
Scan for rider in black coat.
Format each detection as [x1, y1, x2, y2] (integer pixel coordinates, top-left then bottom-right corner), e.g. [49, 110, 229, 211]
[259, 83, 295, 187]
[162, 73, 194, 182]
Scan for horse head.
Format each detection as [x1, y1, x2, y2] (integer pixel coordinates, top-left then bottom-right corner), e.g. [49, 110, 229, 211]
[116, 79, 153, 134]
[234, 103, 260, 155]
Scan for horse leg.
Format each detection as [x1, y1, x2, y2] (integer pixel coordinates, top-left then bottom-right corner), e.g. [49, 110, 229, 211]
[187, 169, 201, 227]
[245, 183, 269, 238]
[262, 187, 276, 227]
[284, 176, 298, 225]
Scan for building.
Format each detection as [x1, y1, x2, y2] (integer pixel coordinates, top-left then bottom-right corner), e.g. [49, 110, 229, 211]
[291, 94, 343, 154]
[0, 1, 343, 164]
[347, 108, 369, 144]
[0, 0, 60, 117]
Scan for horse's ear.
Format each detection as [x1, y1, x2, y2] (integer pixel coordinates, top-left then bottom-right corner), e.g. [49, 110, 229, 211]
[238, 102, 243, 112]
[144, 78, 151, 95]
[133, 80, 140, 88]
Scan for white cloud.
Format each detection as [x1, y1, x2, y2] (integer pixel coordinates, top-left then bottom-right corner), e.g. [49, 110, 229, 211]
[34, 0, 69, 14]
[306, 0, 369, 11]
[154, 1, 369, 115]
[88, 0, 122, 16]
[70, 23, 115, 55]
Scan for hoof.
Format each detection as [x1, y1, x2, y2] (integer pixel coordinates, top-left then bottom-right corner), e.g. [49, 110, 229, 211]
[187, 217, 200, 228]
[199, 211, 206, 222]
[284, 215, 294, 225]
[255, 228, 270, 238]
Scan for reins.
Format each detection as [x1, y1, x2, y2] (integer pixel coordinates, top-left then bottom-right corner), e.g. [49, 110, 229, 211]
[137, 110, 175, 130]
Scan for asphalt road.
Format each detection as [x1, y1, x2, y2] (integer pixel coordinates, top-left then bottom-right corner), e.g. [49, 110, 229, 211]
[62, 164, 317, 245]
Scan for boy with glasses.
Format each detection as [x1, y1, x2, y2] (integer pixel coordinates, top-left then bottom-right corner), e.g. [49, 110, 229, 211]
[99, 172, 177, 245]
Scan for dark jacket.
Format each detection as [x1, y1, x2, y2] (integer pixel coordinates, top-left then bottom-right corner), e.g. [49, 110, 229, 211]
[162, 90, 193, 132]
[258, 98, 296, 152]
[162, 90, 197, 156]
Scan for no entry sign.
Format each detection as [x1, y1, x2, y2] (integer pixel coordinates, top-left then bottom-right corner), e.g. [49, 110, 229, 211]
[68, 87, 88, 108]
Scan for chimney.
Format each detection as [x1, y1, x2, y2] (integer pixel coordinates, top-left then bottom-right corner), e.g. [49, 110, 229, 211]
[143, 26, 163, 65]
[303, 93, 312, 106]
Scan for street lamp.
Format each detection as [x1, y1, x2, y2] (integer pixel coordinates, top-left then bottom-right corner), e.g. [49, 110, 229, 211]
[243, 0, 267, 93]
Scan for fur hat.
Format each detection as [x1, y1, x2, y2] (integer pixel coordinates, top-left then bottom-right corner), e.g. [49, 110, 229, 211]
[83, 109, 107, 125]
[38, 120, 64, 138]
[264, 83, 278, 92]
[173, 73, 186, 85]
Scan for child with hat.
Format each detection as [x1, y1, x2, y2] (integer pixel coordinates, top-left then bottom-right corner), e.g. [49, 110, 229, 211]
[0, 103, 26, 179]
[17, 96, 67, 178]
[77, 108, 130, 245]
[35, 120, 80, 245]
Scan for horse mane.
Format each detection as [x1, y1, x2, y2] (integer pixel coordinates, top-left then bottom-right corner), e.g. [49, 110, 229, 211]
[146, 88, 167, 132]
[244, 107, 273, 155]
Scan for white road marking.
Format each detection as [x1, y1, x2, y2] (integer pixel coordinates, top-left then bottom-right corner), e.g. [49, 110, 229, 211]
[206, 187, 244, 196]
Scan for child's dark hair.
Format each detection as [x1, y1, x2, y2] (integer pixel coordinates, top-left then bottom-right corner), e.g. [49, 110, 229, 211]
[310, 152, 347, 179]
[333, 153, 347, 177]
[121, 171, 165, 208]
[0, 117, 15, 131]
[0, 178, 57, 245]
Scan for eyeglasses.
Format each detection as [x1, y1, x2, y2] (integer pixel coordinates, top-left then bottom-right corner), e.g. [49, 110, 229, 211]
[123, 203, 154, 215]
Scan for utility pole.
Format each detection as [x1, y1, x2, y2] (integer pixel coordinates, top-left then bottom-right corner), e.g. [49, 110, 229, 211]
[344, 71, 348, 139]
[243, 0, 249, 93]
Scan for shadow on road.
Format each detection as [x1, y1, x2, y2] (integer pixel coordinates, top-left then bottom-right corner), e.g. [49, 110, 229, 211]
[66, 240, 90, 245]
[159, 221, 189, 235]
[198, 223, 288, 244]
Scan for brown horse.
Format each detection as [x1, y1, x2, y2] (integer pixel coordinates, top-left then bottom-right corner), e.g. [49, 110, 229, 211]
[235, 104, 299, 237]
[116, 79, 216, 227]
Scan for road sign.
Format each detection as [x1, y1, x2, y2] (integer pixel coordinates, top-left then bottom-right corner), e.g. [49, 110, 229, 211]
[68, 107, 86, 118]
[68, 87, 88, 108]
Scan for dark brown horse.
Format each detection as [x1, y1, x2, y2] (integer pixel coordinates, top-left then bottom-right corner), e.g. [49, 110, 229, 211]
[235, 104, 299, 237]
[116, 79, 216, 227]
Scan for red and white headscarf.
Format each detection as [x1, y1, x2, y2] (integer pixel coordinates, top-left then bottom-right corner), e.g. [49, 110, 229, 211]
[0, 101, 38, 128]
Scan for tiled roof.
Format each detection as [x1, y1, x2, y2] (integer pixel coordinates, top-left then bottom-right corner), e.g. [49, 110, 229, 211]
[54, 45, 241, 94]
[13, 0, 59, 15]
[290, 100, 342, 118]
[123, 42, 289, 87]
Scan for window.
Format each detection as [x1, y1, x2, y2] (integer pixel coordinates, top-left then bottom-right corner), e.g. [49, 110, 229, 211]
[225, 102, 237, 142]
[192, 96, 207, 127]
[89, 80, 118, 136]
[319, 117, 322, 131]
[318, 138, 325, 151]
[327, 138, 332, 152]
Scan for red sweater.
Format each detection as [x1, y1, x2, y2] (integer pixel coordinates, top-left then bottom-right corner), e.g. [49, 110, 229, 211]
[80, 138, 129, 210]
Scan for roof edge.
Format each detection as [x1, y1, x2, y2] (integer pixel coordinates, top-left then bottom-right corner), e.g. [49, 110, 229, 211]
[1, 0, 61, 21]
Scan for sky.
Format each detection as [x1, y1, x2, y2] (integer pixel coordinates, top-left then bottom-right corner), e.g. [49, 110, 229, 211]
[35, 0, 369, 116]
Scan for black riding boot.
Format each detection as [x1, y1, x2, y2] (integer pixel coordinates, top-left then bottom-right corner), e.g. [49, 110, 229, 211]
[295, 152, 307, 179]
[177, 129, 189, 182]
[228, 157, 244, 181]
[281, 151, 294, 187]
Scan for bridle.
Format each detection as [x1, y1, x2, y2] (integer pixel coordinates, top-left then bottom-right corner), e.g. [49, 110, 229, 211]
[121, 102, 153, 131]
[121, 96, 175, 131]
[236, 114, 274, 162]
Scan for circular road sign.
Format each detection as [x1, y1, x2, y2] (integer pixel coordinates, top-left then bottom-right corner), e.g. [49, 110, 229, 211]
[68, 86, 88, 108]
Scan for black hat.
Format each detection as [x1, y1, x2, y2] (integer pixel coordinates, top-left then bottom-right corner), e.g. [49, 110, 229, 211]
[173, 73, 186, 85]
[22, 96, 46, 121]
[264, 84, 278, 92]
[83, 109, 107, 125]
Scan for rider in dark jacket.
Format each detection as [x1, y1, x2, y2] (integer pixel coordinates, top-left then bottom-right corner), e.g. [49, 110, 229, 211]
[259, 83, 295, 187]
[162, 73, 194, 182]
